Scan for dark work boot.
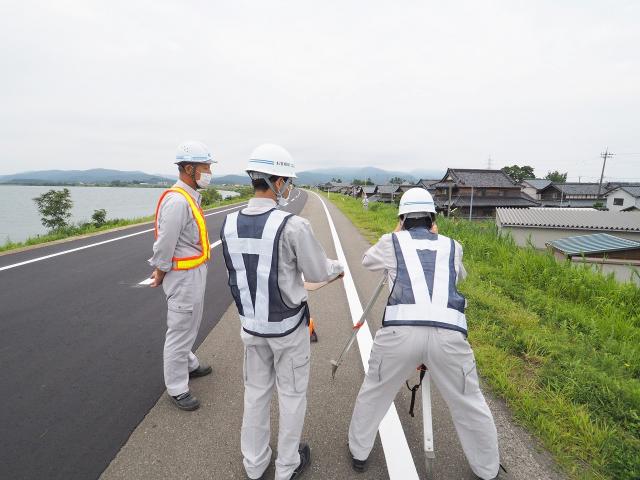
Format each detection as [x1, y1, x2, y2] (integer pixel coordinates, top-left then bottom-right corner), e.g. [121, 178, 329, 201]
[189, 364, 212, 378]
[170, 391, 200, 411]
[350, 448, 368, 473]
[476, 464, 509, 480]
[289, 443, 311, 479]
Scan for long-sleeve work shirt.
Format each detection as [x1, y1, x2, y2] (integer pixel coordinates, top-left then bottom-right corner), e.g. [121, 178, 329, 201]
[149, 180, 206, 272]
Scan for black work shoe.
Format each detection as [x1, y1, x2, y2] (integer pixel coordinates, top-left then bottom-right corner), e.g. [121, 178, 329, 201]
[351, 452, 368, 473]
[289, 443, 311, 479]
[189, 364, 212, 378]
[170, 391, 200, 411]
[477, 464, 509, 480]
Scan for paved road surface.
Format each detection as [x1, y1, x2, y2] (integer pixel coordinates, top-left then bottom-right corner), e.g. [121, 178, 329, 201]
[0, 191, 307, 480]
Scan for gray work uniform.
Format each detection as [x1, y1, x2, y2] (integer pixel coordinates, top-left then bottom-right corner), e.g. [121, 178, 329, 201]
[221, 197, 343, 480]
[149, 179, 208, 397]
[348, 229, 500, 480]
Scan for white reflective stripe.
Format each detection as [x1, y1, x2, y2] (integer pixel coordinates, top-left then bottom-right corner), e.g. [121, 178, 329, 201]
[431, 236, 451, 306]
[239, 304, 305, 335]
[396, 231, 430, 303]
[224, 237, 274, 256]
[224, 212, 255, 318]
[384, 304, 467, 330]
[253, 213, 287, 321]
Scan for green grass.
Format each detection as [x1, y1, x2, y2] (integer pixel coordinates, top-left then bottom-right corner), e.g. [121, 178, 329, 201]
[0, 189, 251, 253]
[322, 191, 640, 480]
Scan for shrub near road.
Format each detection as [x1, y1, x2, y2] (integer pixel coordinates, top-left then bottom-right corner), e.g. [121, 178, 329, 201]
[322, 192, 640, 480]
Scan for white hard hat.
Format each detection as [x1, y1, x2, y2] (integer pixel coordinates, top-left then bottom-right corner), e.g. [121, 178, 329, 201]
[175, 140, 216, 164]
[398, 188, 436, 217]
[246, 143, 297, 179]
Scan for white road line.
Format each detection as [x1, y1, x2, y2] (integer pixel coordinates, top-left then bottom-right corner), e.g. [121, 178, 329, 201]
[0, 204, 246, 273]
[309, 190, 419, 480]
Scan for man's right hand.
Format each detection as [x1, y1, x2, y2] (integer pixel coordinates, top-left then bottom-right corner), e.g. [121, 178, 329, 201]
[150, 268, 166, 287]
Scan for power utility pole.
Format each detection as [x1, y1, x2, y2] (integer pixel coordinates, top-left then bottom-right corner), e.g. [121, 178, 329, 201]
[597, 148, 614, 197]
[487, 157, 492, 169]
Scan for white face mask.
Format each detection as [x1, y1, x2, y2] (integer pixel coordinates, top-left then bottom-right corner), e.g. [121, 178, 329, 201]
[276, 181, 292, 208]
[277, 195, 289, 207]
[196, 172, 212, 189]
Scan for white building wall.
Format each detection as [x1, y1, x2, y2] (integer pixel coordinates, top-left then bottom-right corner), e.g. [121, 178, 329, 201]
[606, 189, 638, 212]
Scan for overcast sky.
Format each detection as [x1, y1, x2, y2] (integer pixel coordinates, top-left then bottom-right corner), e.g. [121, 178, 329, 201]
[1, 1, 639, 181]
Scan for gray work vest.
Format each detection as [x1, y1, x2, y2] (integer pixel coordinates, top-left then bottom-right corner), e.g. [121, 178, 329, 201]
[221, 208, 307, 337]
[383, 229, 467, 335]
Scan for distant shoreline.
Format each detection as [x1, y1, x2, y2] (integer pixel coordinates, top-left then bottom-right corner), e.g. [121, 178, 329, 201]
[0, 182, 247, 188]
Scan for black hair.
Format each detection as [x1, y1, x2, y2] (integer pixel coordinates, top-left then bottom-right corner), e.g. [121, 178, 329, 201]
[177, 162, 196, 173]
[402, 214, 435, 230]
[252, 175, 285, 192]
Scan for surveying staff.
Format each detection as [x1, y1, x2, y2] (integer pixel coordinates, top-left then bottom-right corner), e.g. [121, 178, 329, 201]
[148, 140, 215, 411]
[221, 144, 344, 480]
[348, 188, 502, 480]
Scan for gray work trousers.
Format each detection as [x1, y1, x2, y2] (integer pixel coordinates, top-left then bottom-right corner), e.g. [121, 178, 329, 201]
[162, 265, 207, 396]
[349, 326, 500, 480]
[241, 321, 311, 480]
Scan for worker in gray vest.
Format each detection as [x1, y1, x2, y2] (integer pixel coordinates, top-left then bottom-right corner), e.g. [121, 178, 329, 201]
[149, 140, 215, 411]
[221, 144, 344, 480]
[348, 187, 502, 480]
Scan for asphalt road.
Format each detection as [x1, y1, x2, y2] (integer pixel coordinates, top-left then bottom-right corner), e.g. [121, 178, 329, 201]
[0, 190, 307, 480]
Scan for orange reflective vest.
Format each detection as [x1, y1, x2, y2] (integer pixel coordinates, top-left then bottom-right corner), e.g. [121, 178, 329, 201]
[154, 187, 211, 271]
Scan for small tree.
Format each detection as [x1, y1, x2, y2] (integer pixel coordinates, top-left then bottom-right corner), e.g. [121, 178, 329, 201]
[92, 209, 107, 227]
[501, 165, 535, 183]
[546, 170, 568, 183]
[33, 188, 73, 231]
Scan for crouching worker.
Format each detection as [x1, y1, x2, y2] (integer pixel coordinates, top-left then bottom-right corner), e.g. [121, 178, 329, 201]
[221, 144, 344, 480]
[348, 188, 502, 480]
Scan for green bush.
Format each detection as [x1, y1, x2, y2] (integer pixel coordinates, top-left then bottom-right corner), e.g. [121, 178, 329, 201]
[91, 208, 107, 227]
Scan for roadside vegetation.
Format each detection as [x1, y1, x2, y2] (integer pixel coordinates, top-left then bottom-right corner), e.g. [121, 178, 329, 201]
[323, 191, 640, 480]
[0, 186, 252, 253]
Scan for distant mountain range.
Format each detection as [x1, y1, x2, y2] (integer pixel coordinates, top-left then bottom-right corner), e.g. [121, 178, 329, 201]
[0, 167, 445, 187]
[0, 169, 173, 185]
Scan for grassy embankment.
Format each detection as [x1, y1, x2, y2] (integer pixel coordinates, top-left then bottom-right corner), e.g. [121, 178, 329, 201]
[0, 187, 252, 253]
[323, 192, 639, 480]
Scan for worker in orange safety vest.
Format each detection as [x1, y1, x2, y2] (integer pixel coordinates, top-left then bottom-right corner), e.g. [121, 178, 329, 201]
[148, 140, 216, 411]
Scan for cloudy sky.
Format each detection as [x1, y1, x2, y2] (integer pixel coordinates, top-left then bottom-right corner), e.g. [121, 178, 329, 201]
[1, 1, 639, 181]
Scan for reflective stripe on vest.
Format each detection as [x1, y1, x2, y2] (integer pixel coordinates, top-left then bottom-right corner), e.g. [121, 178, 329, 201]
[221, 209, 306, 337]
[154, 187, 211, 271]
[383, 229, 467, 335]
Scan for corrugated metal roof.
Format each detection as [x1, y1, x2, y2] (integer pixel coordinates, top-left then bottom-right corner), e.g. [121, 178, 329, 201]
[496, 208, 640, 231]
[548, 233, 640, 256]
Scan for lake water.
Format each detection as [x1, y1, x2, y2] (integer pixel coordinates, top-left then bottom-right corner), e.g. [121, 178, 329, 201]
[0, 185, 239, 243]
